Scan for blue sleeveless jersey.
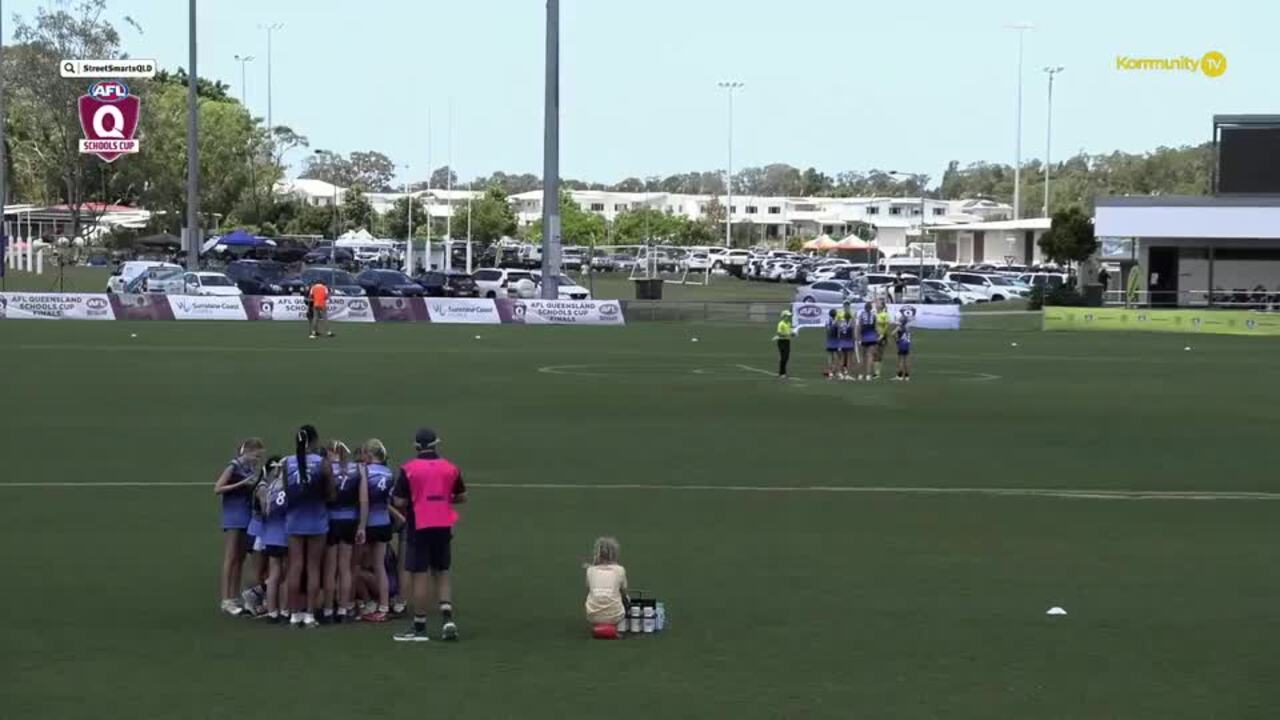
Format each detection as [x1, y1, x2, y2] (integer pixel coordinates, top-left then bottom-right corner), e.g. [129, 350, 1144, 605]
[261, 477, 288, 548]
[284, 453, 329, 536]
[859, 311, 879, 342]
[329, 462, 361, 521]
[220, 457, 255, 530]
[365, 463, 393, 528]
[897, 321, 912, 352]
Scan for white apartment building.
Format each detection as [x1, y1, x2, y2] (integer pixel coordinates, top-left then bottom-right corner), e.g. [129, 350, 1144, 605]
[278, 179, 1011, 253]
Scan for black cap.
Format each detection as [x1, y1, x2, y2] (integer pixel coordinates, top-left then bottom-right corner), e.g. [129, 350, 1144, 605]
[414, 428, 439, 449]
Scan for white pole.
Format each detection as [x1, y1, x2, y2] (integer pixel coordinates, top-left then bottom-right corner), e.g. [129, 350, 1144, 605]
[466, 180, 473, 274]
[1007, 23, 1033, 221]
[717, 81, 743, 248]
[404, 176, 413, 273]
[445, 99, 453, 273]
[35, 247, 43, 274]
[26, 232, 33, 271]
[1043, 66, 1063, 218]
[425, 109, 432, 271]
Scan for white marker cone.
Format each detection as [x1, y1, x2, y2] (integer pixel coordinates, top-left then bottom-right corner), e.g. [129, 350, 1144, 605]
[1046, 606, 1067, 616]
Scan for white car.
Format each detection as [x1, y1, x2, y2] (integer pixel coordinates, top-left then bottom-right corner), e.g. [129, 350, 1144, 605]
[531, 271, 591, 300]
[681, 253, 712, 272]
[107, 261, 182, 293]
[472, 267, 536, 299]
[1018, 272, 1067, 290]
[923, 279, 985, 304]
[944, 272, 1024, 302]
[986, 274, 1031, 299]
[181, 271, 243, 296]
[725, 249, 751, 268]
[766, 261, 801, 282]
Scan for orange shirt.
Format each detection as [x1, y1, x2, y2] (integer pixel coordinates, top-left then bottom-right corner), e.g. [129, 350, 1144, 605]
[309, 283, 329, 309]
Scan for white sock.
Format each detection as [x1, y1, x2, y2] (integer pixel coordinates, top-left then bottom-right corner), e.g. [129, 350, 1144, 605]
[322, 607, 334, 618]
[337, 607, 348, 617]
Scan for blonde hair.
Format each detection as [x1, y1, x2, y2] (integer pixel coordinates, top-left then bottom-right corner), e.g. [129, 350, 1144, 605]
[238, 437, 265, 456]
[591, 537, 620, 566]
[327, 440, 351, 463]
[362, 439, 387, 463]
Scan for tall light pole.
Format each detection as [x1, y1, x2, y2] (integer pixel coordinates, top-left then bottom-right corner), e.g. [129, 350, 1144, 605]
[540, 0, 561, 297]
[445, 99, 453, 272]
[1, 0, 8, 276]
[258, 23, 283, 134]
[186, 0, 200, 270]
[403, 164, 414, 273]
[1043, 66, 1064, 218]
[718, 81, 744, 248]
[1006, 22, 1033, 221]
[890, 170, 928, 281]
[233, 54, 254, 106]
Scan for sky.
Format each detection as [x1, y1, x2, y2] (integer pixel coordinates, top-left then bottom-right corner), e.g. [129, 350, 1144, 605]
[7, 0, 1275, 186]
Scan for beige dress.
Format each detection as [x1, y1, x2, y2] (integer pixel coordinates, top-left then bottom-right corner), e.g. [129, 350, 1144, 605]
[584, 564, 627, 624]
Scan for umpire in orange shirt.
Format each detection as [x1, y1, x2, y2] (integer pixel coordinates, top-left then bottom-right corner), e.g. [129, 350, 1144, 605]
[307, 280, 333, 339]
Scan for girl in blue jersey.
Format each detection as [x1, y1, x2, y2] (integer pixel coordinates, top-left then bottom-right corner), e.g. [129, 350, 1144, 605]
[322, 441, 364, 623]
[894, 308, 913, 382]
[242, 456, 281, 617]
[284, 425, 333, 629]
[856, 302, 879, 381]
[836, 303, 856, 380]
[256, 456, 289, 622]
[354, 439, 395, 621]
[214, 438, 264, 616]
[823, 309, 839, 379]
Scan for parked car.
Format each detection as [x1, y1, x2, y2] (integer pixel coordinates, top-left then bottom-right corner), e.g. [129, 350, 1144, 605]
[562, 247, 586, 272]
[302, 246, 355, 266]
[473, 267, 535, 299]
[531, 271, 591, 300]
[944, 271, 1021, 302]
[1018, 272, 1067, 289]
[986, 274, 1031, 299]
[107, 261, 182, 293]
[177, 271, 243, 297]
[281, 267, 366, 296]
[766, 261, 802, 283]
[225, 259, 289, 296]
[356, 269, 426, 297]
[416, 270, 479, 297]
[590, 251, 617, 272]
[682, 252, 713, 272]
[922, 279, 985, 305]
[795, 280, 859, 305]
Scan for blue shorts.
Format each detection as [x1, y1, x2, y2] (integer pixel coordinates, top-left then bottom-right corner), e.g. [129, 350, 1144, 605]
[825, 343, 839, 353]
[897, 342, 911, 356]
[285, 506, 330, 537]
[221, 507, 251, 531]
[247, 515, 264, 539]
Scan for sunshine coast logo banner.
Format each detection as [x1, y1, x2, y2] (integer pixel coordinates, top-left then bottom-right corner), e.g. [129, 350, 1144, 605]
[1115, 51, 1227, 78]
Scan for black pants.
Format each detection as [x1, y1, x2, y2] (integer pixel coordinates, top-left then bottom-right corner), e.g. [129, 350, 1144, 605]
[777, 339, 791, 376]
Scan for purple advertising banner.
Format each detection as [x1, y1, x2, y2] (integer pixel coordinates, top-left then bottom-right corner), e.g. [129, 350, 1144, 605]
[242, 296, 310, 321]
[109, 293, 176, 321]
[371, 297, 429, 322]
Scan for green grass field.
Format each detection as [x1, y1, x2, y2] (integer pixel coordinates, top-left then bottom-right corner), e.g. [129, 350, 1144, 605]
[2, 320, 1277, 719]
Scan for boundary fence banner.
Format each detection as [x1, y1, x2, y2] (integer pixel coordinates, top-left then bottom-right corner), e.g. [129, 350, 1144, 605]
[791, 302, 961, 331]
[0, 293, 627, 326]
[425, 298, 501, 324]
[497, 299, 626, 325]
[1043, 306, 1280, 336]
[0, 293, 115, 320]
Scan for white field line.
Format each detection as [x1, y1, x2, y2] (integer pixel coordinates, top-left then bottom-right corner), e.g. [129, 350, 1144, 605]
[0, 480, 1274, 501]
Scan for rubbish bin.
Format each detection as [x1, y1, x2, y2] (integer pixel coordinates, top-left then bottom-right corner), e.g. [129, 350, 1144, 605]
[1083, 283, 1104, 307]
[635, 278, 664, 300]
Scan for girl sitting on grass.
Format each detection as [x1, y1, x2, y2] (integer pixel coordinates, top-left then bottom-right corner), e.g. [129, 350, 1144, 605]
[585, 537, 628, 639]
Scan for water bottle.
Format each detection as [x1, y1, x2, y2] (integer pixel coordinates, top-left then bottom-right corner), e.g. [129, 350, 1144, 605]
[642, 601, 656, 634]
[616, 617, 628, 635]
[628, 604, 642, 634]
[655, 601, 666, 632]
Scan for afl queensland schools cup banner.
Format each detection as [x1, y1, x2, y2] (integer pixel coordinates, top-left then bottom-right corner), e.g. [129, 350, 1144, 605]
[0, 293, 115, 320]
[497, 299, 626, 325]
[790, 302, 961, 331]
[1043, 306, 1280, 336]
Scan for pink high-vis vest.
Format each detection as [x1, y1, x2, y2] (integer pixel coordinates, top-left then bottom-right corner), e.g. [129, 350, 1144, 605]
[402, 457, 461, 530]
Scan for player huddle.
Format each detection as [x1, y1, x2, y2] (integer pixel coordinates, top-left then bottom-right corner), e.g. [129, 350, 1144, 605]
[824, 299, 912, 381]
[214, 425, 465, 642]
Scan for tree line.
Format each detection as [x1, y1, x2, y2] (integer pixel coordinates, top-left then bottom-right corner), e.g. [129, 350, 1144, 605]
[4, 0, 1216, 250]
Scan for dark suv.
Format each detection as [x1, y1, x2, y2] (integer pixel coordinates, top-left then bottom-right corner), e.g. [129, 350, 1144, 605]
[225, 259, 289, 295]
[280, 267, 366, 296]
[356, 269, 426, 297]
[416, 270, 479, 297]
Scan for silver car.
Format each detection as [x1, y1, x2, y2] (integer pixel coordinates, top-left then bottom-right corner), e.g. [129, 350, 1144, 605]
[795, 280, 859, 304]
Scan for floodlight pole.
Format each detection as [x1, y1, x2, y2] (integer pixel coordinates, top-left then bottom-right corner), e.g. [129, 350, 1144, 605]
[1007, 23, 1034, 221]
[540, 0, 561, 297]
[1043, 66, 1064, 217]
[185, 0, 201, 270]
[0, 0, 7, 285]
[718, 81, 744, 248]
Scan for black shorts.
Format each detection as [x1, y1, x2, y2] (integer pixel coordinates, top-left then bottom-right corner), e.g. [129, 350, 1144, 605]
[366, 524, 393, 544]
[327, 519, 359, 546]
[263, 544, 287, 558]
[405, 527, 453, 573]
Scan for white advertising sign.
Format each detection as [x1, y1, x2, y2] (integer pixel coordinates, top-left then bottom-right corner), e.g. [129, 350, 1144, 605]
[168, 295, 249, 321]
[513, 300, 626, 326]
[0, 293, 115, 320]
[425, 298, 500, 325]
[327, 296, 375, 323]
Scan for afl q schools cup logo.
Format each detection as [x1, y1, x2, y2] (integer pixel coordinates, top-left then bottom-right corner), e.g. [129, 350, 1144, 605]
[78, 80, 141, 162]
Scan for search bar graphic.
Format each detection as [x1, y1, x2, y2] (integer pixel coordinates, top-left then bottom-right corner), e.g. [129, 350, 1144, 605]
[60, 59, 158, 79]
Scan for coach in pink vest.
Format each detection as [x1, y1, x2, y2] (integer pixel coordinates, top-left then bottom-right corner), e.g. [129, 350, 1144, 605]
[391, 428, 467, 643]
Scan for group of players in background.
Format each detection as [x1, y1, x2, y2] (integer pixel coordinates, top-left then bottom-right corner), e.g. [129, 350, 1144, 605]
[824, 298, 913, 381]
[213, 425, 465, 642]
